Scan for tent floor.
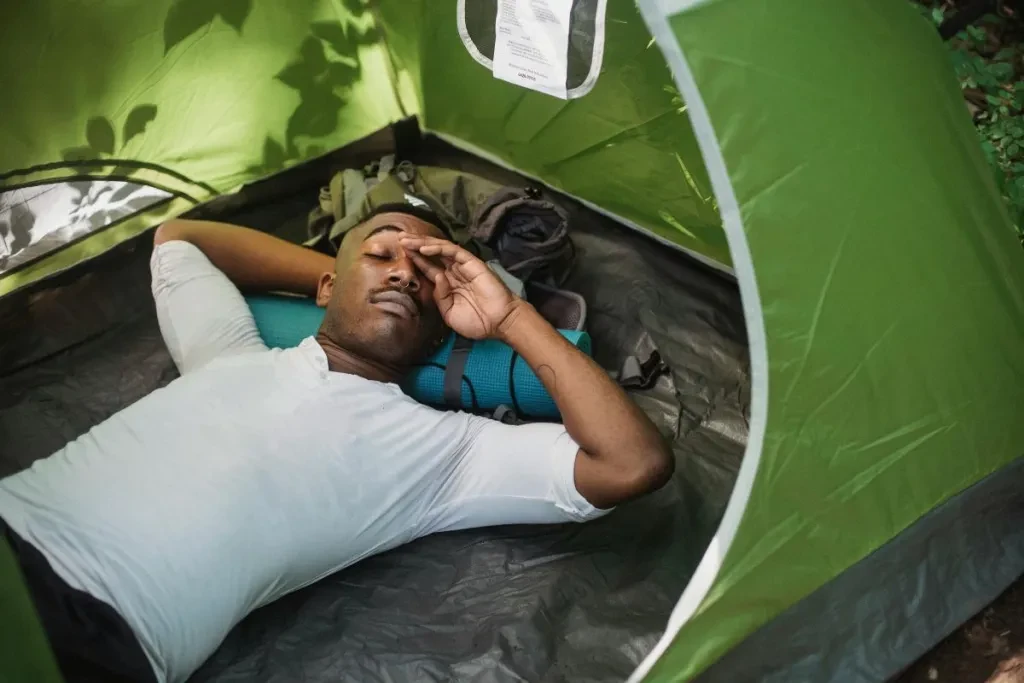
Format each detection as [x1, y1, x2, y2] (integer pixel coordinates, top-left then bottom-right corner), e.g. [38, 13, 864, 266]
[0, 128, 751, 682]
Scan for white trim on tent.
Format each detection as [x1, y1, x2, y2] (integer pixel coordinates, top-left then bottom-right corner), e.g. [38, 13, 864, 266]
[627, 2, 770, 681]
[456, 0, 492, 69]
[455, 0, 609, 100]
[429, 131, 734, 276]
[656, 0, 715, 15]
[577, 0, 609, 99]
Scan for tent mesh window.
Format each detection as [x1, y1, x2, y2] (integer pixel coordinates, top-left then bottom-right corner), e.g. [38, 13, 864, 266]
[0, 181, 171, 276]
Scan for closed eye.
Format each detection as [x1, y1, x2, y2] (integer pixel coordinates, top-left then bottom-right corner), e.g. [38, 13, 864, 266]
[365, 252, 390, 261]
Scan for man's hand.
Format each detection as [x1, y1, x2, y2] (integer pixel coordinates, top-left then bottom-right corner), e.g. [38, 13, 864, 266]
[403, 233, 672, 510]
[400, 234, 523, 340]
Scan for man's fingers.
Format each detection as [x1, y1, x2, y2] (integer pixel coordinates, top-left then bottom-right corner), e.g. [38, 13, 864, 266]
[399, 235, 476, 265]
[415, 246, 489, 282]
[407, 249, 444, 281]
[406, 248, 457, 286]
[418, 244, 473, 264]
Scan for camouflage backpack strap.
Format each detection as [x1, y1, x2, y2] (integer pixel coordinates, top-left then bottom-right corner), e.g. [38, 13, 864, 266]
[325, 174, 411, 250]
[306, 174, 339, 248]
[306, 168, 364, 251]
[306, 155, 399, 252]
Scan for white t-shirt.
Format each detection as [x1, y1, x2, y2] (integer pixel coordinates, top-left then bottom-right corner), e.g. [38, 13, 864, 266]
[0, 241, 607, 683]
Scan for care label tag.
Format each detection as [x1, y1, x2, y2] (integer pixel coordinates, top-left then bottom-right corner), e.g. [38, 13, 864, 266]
[492, 0, 572, 99]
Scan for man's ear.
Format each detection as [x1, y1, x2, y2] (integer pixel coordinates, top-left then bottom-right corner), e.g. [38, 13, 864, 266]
[315, 272, 335, 308]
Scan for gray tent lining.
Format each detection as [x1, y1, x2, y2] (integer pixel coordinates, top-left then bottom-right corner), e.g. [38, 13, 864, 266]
[0, 132, 750, 683]
[696, 455, 1024, 683]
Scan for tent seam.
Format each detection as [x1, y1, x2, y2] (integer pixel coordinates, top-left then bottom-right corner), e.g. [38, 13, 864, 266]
[456, 0, 493, 69]
[627, 3, 770, 682]
[0, 175, 199, 205]
[656, 0, 715, 15]
[0, 159, 218, 195]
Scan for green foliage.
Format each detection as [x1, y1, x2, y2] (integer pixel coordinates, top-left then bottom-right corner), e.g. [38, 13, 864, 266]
[918, 1, 1024, 236]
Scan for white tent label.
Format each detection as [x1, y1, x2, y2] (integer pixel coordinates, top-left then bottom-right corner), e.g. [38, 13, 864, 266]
[492, 0, 572, 99]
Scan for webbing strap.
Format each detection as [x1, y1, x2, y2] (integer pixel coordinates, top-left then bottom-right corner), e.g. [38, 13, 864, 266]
[443, 335, 474, 408]
[616, 350, 670, 390]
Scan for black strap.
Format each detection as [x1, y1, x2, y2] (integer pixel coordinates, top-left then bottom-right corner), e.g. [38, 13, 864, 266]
[492, 404, 521, 424]
[508, 351, 525, 418]
[617, 350, 670, 390]
[443, 335, 475, 408]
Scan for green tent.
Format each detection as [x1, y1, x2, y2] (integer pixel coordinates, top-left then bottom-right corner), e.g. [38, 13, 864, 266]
[2, 0, 1024, 682]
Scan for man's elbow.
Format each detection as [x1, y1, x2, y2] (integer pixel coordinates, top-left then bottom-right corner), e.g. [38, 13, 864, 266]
[618, 440, 675, 500]
[579, 441, 675, 509]
[636, 441, 675, 494]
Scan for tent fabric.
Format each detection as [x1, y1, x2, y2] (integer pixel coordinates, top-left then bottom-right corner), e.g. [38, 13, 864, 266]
[0, 139, 749, 682]
[379, 0, 727, 266]
[0, 0, 728, 300]
[633, 0, 1024, 680]
[0, 0, 406, 297]
[694, 455, 1024, 683]
[3, 0, 1024, 681]
[0, 534, 63, 683]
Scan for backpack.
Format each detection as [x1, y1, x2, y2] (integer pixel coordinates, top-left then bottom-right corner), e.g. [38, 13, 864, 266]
[306, 156, 500, 252]
[305, 156, 574, 285]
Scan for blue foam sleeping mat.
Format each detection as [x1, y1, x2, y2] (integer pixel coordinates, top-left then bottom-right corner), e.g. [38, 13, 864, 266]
[246, 295, 591, 419]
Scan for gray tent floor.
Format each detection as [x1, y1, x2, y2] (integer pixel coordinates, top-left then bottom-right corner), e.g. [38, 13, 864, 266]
[0, 134, 750, 683]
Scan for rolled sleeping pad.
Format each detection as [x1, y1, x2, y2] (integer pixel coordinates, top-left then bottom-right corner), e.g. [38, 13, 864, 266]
[246, 295, 326, 349]
[245, 295, 591, 419]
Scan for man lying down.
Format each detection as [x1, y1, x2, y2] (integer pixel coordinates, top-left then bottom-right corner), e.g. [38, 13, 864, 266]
[0, 205, 673, 683]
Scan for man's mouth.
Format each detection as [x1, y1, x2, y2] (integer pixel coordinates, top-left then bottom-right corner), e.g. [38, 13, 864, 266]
[371, 289, 419, 320]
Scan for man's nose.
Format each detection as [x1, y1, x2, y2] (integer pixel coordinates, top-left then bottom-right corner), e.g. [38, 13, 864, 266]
[387, 258, 420, 291]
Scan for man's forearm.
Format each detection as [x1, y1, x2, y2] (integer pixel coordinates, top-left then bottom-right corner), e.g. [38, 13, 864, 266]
[498, 302, 673, 507]
[155, 219, 333, 296]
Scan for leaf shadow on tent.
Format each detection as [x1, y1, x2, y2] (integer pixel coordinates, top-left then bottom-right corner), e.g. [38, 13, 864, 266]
[246, 2, 382, 177]
[66, 181, 135, 233]
[60, 105, 160, 180]
[0, 204, 38, 271]
[163, 0, 253, 54]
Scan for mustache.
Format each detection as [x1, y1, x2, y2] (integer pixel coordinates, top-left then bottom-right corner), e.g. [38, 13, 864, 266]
[368, 286, 423, 314]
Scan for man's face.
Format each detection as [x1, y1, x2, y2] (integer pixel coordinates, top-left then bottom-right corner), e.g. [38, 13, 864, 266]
[316, 212, 447, 367]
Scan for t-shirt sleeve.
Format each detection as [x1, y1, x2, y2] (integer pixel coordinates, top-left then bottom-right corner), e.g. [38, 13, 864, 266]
[150, 240, 266, 374]
[425, 415, 612, 534]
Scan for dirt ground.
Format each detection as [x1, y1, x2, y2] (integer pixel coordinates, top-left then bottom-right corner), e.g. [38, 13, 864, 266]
[894, 576, 1024, 683]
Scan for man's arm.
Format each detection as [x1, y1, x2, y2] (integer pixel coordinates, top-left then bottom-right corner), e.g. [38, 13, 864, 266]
[400, 233, 674, 510]
[155, 219, 334, 295]
[498, 304, 674, 509]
